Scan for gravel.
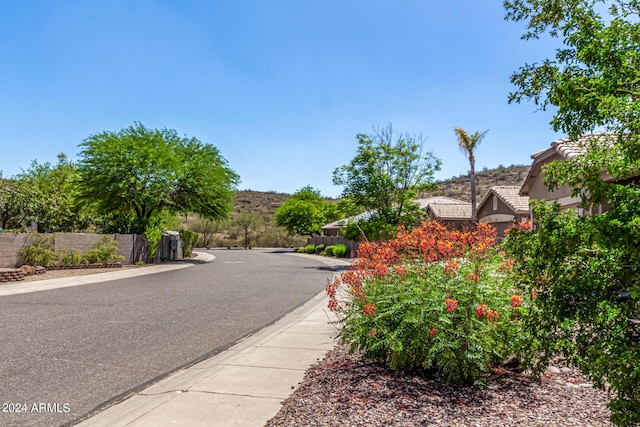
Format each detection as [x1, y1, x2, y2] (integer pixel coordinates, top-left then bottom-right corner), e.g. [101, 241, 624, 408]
[266, 344, 614, 427]
[18, 265, 141, 282]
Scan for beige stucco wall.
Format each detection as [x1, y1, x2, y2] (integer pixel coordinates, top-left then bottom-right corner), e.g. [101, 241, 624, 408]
[527, 153, 577, 207]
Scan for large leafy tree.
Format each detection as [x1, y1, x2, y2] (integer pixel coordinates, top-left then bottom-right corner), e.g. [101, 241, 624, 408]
[333, 124, 441, 237]
[504, 1, 640, 424]
[0, 177, 39, 229]
[77, 122, 239, 233]
[18, 153, 83, 231]
[454, 128, 488, 224]
[275, 186, 340, 237]
[505, 0, 640, 202]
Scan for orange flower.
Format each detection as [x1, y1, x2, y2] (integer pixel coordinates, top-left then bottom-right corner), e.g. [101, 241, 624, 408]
[363, 303, 375, 316]
[445, 298, 458, 313]
[475, 304, 488, 318]
[510, 295, 522, 308]
[518, 219, 532, 231]
[444, 260, 460, 277]
[369, 328, 377, 336]
[428, 328, 437, 336]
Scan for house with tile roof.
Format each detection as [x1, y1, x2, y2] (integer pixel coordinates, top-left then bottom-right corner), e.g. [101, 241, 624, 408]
[478, 186, 529, 240]
[321, 210, 376, 236]
[519, 133, 617, 214]
[320, 197, 472, 236]
[418, 197, 472, 230]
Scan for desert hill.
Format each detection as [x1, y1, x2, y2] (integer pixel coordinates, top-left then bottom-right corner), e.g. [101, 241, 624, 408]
[420, 164, 529, 201]
[233, 165, 530, 216]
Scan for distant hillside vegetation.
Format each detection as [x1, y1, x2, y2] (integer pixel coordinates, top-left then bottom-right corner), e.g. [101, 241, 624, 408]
[420, 165, 530, 202]
[232, 165, 530, 216]
[183, 165, 529, 247]
[233, 190, 291, 215]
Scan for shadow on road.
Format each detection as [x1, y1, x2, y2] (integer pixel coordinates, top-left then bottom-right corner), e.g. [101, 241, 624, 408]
[303, 265, 351, 272]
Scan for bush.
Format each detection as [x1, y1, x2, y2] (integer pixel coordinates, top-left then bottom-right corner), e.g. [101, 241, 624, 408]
[18, 234, 124, 266]
[296, 247, 307, 253]
[255, 226, 306, 248]
[144, 225, 163, 260]
[333, 244, 348, 258]
[503, 195, 640, 426]
[18, 235, 56, 266]
[327, 221, 526, 386]
[315, 244, 325, 254]
[84, 236, 124, 264]
[57, 248, 85, 266]
[179, 229, 198, 257]
[325, 245, 335, 256]
[305, 244, 315, 254]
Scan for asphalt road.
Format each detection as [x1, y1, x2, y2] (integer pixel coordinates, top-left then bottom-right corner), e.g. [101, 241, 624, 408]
[0, 249, 342, 427]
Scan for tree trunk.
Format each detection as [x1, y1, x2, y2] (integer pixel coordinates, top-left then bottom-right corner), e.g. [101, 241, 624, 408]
[470, 157, 478, 224]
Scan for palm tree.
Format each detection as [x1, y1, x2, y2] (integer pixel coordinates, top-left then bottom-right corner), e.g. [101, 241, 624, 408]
[454, 128, 488, 224]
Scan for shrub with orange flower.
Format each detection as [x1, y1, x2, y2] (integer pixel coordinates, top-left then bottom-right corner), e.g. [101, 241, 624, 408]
[363, 303, 375, 316]
[510, 295, 522, 308]
[328, 220, 527, 386]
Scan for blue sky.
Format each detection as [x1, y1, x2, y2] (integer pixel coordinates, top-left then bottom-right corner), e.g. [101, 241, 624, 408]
[0, 1, 563, 198]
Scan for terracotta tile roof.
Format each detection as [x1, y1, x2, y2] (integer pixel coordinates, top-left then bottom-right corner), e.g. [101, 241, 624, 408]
[521, 133, 618, 196]
[323, 197, 472, 229]
[415, 197, 468, 209]
[427, 203, 472, 220]
[490, 186, 530, 214]
[550, 133, 616, 159]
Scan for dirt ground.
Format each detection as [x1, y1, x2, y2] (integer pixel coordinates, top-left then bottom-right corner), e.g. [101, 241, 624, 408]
[18, 265, 144, 282]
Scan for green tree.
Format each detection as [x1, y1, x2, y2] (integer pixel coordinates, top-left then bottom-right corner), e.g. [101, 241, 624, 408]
[505, 0, 640, 203]
[333, 124, 441, 239]
[77, 122, 240, 233]
[18, 154, 83, 231]
[233, 212, 264, 248]
[190, 216, 220, 248]
[504, 2, 640, 424]
[0, 177, 39, 229]
[454, 128, 488, 224]
[275, 186, 340, 237]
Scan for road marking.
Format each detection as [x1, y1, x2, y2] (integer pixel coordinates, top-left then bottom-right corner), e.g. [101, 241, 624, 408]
[223, 261, 243, 264]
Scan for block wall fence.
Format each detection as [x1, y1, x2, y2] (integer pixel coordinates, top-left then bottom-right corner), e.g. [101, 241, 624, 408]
[306, 236, 359, 258]
[0, 233, 149, 268]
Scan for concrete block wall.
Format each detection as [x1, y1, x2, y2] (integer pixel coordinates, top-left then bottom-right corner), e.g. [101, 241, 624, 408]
[55, 233, 105, 253]
[0, 233, 147, 268]
[0, 234, 37, 268]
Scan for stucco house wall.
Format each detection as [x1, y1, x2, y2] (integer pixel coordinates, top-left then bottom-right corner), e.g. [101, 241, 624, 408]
[478, 186, 530, 241]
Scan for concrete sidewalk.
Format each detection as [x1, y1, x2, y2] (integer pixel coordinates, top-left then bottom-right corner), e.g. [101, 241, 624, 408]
[76, 287, 340, 427]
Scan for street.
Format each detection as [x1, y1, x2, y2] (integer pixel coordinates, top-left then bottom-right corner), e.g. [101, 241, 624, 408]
[0, 249, 339, 427]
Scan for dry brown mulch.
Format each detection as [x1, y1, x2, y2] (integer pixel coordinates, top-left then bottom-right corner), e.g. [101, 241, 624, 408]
[19, 265, 141, 282]
[266, 344, 613, 427]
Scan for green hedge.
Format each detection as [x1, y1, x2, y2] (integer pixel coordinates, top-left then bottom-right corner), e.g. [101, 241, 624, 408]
[333, 244, 348, 258]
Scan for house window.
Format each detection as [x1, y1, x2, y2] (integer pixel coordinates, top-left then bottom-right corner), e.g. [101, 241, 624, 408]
[492, 195, 498, 211]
